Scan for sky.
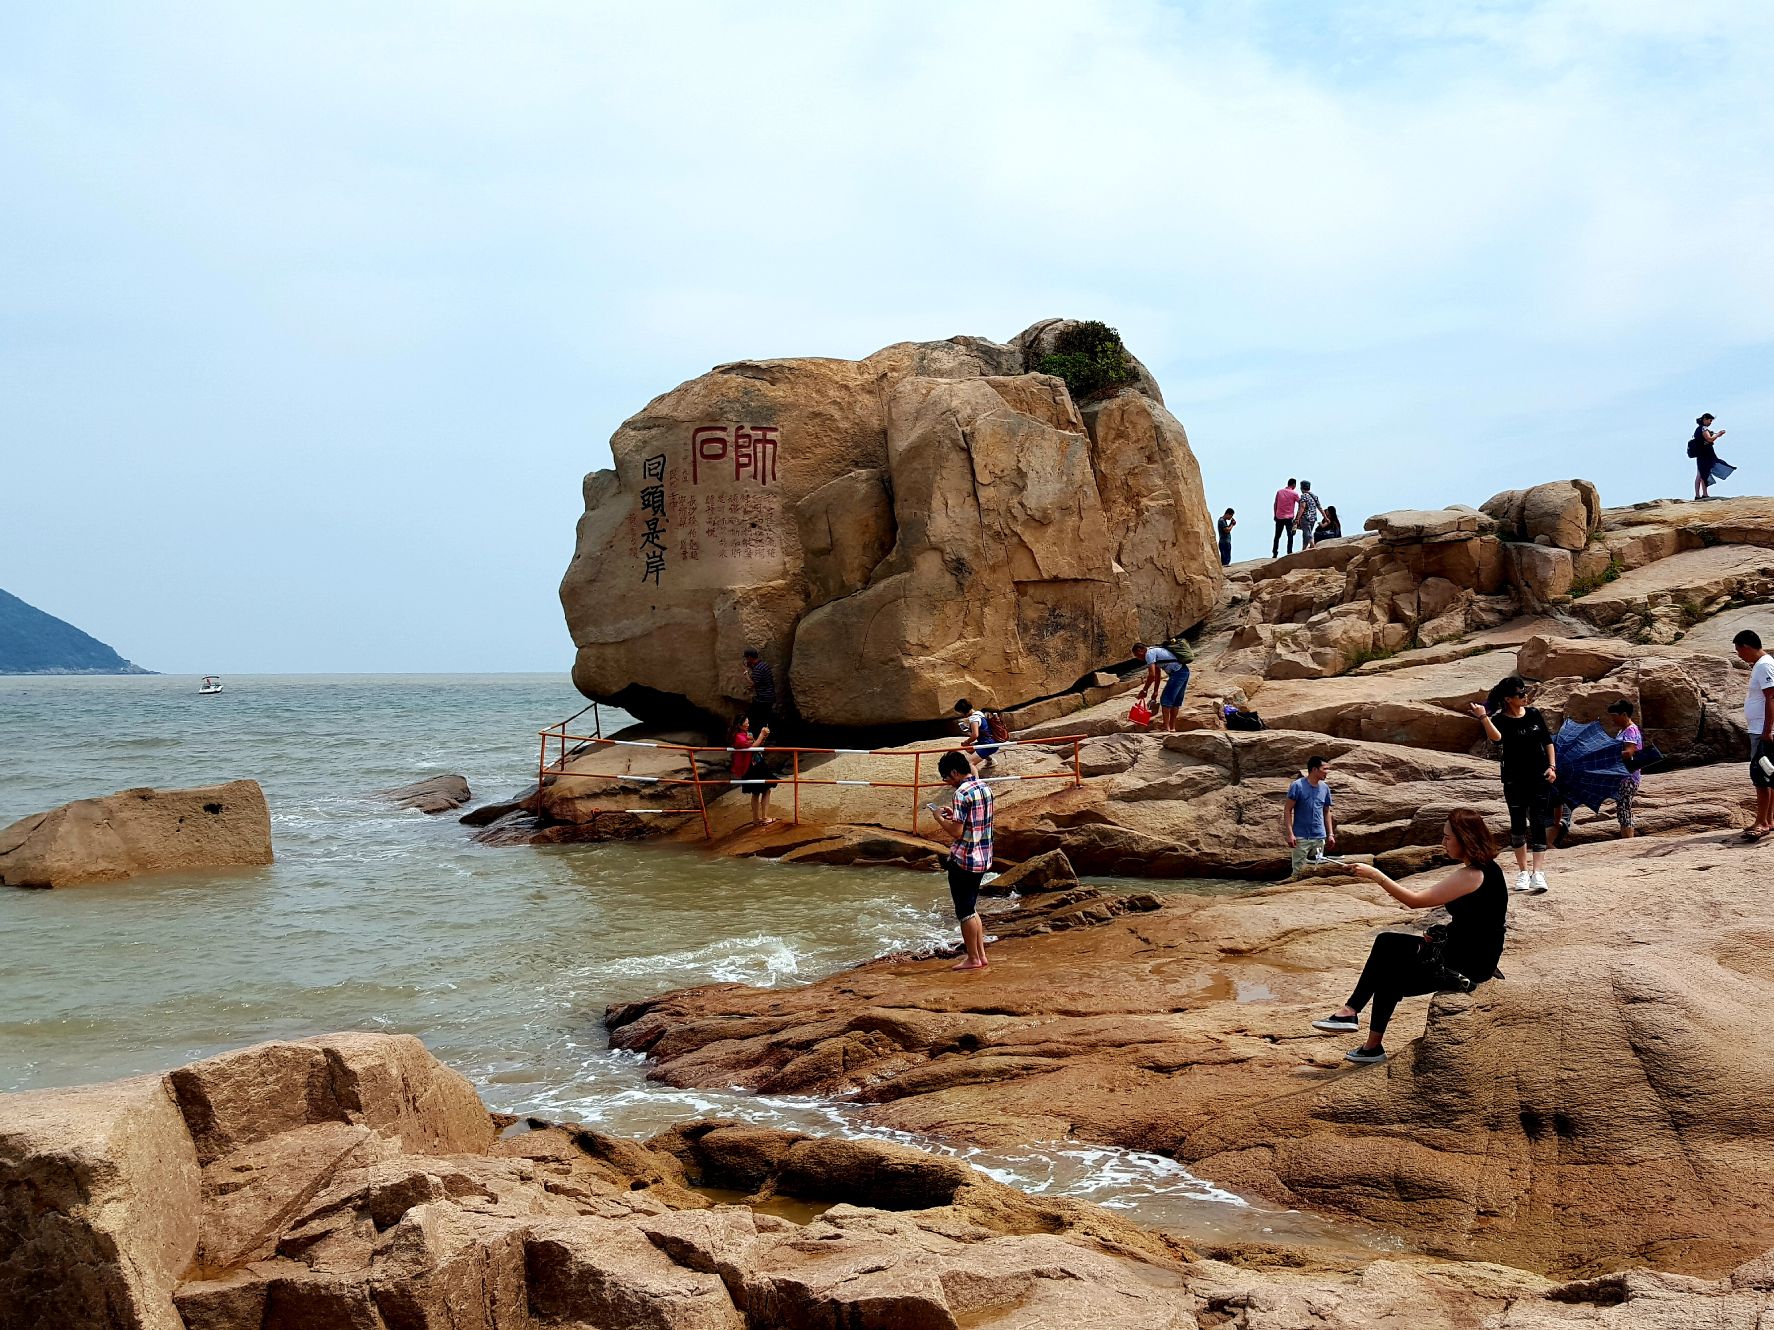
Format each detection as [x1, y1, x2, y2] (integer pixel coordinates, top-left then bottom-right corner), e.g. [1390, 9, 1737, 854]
[3, 1, 1771, 673]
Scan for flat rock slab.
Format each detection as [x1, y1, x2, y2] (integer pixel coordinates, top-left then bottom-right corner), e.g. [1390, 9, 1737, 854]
[379, 773, 471, 814]
[0, 780, 273, 888]
[1572, 543, 1774, 626]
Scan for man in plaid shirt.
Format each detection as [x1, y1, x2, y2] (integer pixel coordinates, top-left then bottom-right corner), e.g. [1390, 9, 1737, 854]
[935, 749, 994, 971]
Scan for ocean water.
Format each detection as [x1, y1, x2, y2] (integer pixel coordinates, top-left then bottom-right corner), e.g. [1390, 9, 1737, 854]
[0, 673, 1377, 1247]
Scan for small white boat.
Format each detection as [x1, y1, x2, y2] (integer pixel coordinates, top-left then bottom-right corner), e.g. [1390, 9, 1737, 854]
[198, 676, 224, 695]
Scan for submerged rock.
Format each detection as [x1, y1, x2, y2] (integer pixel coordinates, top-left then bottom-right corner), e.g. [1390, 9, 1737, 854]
[379, 773, 471, 814]
[0, 780, 273, 888]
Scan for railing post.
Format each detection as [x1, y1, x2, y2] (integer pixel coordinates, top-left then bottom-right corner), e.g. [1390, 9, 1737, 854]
[911, 751, 922, 836]
[537, 728, 548, 786]
[1073, 737, 1082, 788]
[792, 749, 800, 827]
[686, 745, 712, 841]
[594, 703, 602, 740]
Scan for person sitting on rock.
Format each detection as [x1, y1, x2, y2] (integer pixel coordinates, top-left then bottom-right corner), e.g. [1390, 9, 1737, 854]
[1132, 639, 1192, 732]
[934, 749, 994, 971]
[1312, 808, 1508, 1064]
[1469, 677, 1556, 894]
[1315, 504, 1343, 543]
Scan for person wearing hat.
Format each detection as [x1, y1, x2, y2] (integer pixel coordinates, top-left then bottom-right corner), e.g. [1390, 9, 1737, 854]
[1691, 413, 1725, 501]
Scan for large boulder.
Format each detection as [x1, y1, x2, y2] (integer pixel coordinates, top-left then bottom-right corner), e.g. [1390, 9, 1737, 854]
[1481, 479, 1603, 551]
[559, 324, 1220, 729]
[0, 781, 273, 888]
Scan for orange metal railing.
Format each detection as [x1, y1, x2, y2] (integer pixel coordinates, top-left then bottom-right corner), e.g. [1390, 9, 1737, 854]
[535, 702, 1085, 840]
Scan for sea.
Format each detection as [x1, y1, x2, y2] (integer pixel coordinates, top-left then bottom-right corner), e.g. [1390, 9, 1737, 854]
[0, 673, 1379, 1248]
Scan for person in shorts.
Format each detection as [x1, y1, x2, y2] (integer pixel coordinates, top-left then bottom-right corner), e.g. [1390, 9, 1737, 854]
[1132, 640, 1191, 732]
[1735, 629, 1774, 841]
[953, 697, 1000, 767]
[729, 715, 778, 828]
[935, 750, 993, 971]
[1283, 755, 1337, 873]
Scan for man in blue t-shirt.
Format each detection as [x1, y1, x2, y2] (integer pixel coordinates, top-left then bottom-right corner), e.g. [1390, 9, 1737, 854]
[1282, 754, 1337, 873]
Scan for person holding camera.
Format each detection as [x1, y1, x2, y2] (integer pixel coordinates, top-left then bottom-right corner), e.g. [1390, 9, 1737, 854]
[1310, 809, 1507, 1064]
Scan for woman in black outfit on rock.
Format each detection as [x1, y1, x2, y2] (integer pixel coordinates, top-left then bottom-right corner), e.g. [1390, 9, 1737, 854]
[1310, 808, 1508, 1064]
[1468, 676, 1557, 894]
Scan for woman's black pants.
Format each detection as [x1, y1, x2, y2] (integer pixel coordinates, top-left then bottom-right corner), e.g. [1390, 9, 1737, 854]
[1503, 779, 1549, 852]
[1347, 932, 1448, 1036]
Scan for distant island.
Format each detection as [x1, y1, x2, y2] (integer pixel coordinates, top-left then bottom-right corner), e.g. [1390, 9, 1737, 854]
[0, 588, 153, 674]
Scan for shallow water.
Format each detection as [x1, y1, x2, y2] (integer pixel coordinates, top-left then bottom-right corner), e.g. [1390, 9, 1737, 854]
[0, 673, 1388, 1248]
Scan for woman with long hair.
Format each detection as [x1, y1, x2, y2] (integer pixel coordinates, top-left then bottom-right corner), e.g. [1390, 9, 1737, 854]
[1311, 809, 1508, 1063]
[1469, 675, 1556, 893]
[1315, 504, 1343, 542]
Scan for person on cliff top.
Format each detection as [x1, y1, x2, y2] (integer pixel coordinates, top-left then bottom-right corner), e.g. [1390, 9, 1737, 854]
[1272, 478, 1300, 558]
[1735, 628, 1774, 842]
[934, 749, 994, 971]
[1315, 505, 1343, 543]
[953, 698, 1001, 769]
[1295, 481, 1324, 550]
[730, 715, 778, 829]
[1690, 414, 1725, 501]
[742, 647, 776, 732]
[1132, 639, 1192, 732]
[1311, 808, 1507, 1064]
[1283, 755, 1338, 873]
[1469, 676, 1556, 893]
[1217, 508, 1236, 565]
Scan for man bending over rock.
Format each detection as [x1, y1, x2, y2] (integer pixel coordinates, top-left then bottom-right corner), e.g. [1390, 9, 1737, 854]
[935, 749, 994, 971]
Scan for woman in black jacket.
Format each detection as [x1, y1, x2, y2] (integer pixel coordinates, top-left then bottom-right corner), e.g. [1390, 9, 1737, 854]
[1310, 809, 1507, 1064]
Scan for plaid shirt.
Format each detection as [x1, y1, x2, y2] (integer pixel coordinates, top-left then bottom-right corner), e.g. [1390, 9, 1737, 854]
[949, 776, 995, 872]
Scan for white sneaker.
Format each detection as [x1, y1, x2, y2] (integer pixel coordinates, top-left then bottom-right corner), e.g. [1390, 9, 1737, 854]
[1513, 871, 1533, 893]
[1529, 871, 1549, 894]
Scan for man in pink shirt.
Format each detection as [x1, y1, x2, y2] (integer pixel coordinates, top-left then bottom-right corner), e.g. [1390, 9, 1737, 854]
[1272, 478, 1300, 557]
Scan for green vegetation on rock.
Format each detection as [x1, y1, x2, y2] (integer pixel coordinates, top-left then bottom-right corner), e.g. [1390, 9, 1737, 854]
[1035, 320, 1141, 402]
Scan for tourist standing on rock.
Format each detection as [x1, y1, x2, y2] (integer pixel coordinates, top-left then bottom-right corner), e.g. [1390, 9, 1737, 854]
[1272, 479, 1300, 557]
[1311, 809, 1508, 1064]
[1315, 505, 1343, 543]
[934, 749, 994, 971]
[1132, 639, 1192, 732]
[1561, 699, 1644, 842]
[953, 698, 1002, 770]
[742, 647, 776, 732]
[1295, 481, 1324, 550]
[1735, 629, 1774, 841]
[730, 715, 778, 829]
[1690, 414, 1725, 501]
[1217, 508, 1236, 565]
[1469, 677, 1556, 893]
[1283, 755, 1338, 873]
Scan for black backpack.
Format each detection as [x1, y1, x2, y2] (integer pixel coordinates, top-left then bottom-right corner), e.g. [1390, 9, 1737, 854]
[1225, 709, 1265, 732]
[1687, 437, 1701, 458]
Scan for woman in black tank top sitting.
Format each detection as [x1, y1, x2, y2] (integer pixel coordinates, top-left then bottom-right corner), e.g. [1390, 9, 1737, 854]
[1310, 808, 1508, 1064]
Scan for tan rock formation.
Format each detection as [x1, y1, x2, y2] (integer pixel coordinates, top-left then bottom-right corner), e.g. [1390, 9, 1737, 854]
[558, 323, 1221, 729]
[0, 780, 273, 888]
[609, 830, 1774, 1280]
[1481, 479, 1603, 551]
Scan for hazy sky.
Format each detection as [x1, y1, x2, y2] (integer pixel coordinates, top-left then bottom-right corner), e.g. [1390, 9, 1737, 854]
[4, 2, 1770, 673]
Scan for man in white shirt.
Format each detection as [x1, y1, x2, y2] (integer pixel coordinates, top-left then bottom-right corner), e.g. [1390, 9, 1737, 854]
[1735, 629, 1774, 841]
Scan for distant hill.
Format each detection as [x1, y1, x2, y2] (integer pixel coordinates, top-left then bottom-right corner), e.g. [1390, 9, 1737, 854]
[0, 588, 152, 674]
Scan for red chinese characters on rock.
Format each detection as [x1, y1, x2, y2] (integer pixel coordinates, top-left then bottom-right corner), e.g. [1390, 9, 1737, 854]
[691, 424, 779, 487]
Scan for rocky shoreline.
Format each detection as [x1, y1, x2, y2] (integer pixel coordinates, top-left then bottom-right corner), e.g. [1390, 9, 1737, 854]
[8, 1030, 1773, 1329]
